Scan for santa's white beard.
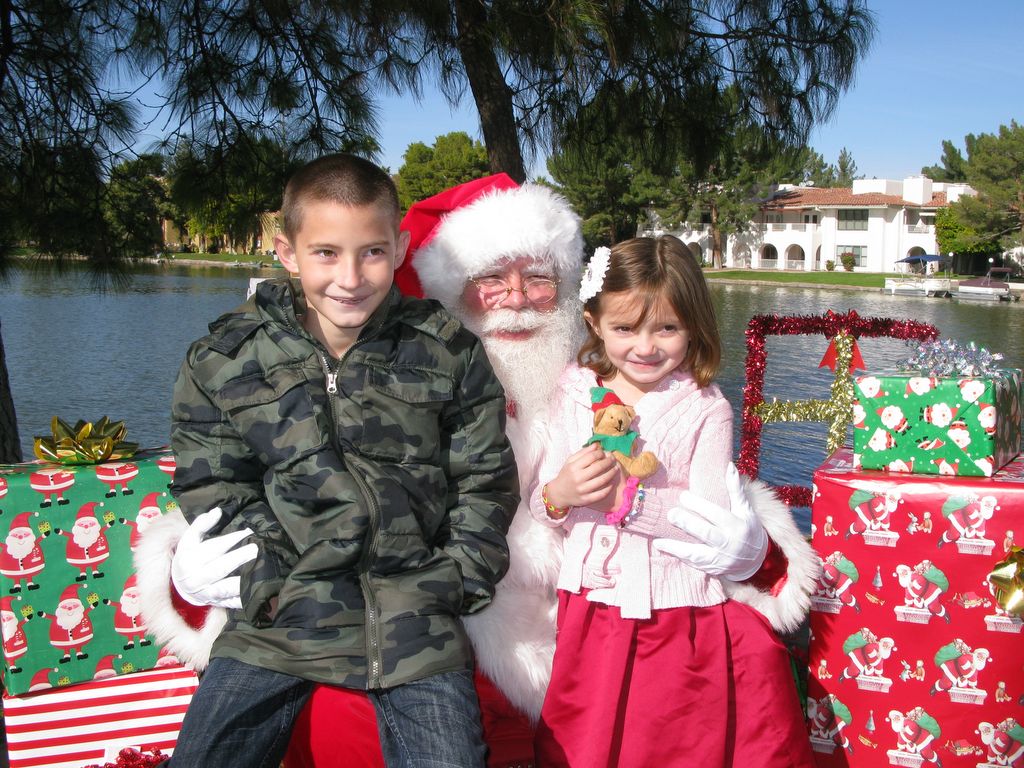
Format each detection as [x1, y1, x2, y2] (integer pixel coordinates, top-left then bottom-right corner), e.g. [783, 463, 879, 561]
[460, 302, 584, 424]
[136, 513, 159, 532]
[57, 604, 84, 631]
[72, 525, 100, 549]
[120, 593, 141, 617]
[5, 532, 35, 560]
[2, 613, 16, 641]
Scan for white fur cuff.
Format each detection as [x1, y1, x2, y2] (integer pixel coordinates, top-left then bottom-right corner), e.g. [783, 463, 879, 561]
[723, 478, 822, 634]
[135, 508, 227, 670]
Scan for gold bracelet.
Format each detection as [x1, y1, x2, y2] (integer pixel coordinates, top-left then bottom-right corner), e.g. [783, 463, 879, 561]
[542, 484, 571, 519]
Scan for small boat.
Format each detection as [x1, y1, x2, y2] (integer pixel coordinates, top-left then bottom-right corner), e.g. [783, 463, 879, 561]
[952, 267, 1020, 302]
[883, 276, 953, 297]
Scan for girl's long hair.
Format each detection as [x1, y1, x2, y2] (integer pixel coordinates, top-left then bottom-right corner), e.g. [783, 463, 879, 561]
[578, 235, 721, 387]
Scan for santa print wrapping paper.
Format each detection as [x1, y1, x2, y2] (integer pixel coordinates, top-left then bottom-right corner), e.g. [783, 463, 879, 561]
[807, 447, 1024, 768]
[852, 369, 1023, 477]
[2, 663, 197, 767]
[0, 449, 180, 695]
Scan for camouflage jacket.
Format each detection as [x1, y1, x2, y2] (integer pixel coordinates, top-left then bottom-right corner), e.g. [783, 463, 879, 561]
[170, 277, 518, 689]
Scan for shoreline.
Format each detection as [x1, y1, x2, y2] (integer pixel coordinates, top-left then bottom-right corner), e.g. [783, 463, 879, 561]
[13, 254, 1023, 296]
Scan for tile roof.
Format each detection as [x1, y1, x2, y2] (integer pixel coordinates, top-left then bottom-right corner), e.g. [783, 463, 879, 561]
[762, 187, 948, 210]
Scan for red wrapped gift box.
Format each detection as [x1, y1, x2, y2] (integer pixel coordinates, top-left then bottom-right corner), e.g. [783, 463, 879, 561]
[2, 664, 197, 768]
[807, 447, 1024, 768]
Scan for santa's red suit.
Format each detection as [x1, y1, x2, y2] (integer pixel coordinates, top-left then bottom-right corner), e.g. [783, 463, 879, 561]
[849, 493, 896, 535]
[1, 599, 30, 670]
[817, 560, 859, 610]
[933, 647, 988, 693]
[94, 462, 138, 496]
[985, 725, 1024, 767]
[941, 497, 995, 545]
[0, 514, 46, 590]
[903, 570, 948, 619]
[894, 717, 940, 764]
[136, 176, 820, 768]
[60, 506, 111, 576]
[843, 641, 889, 679]
[108, 577, 148, 647]
[41, 587, 95, 658]
[29, 468, 75, 506]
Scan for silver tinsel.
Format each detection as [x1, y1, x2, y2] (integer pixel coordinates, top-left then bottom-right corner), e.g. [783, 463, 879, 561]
[899, 338, 1004, 377]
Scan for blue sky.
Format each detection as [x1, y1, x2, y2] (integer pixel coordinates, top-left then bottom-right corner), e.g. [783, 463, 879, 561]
[374, 1, 1023, 182]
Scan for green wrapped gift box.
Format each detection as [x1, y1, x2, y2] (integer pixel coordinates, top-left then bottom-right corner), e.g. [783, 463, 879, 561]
[0, 449, 180, 695]
[852, 369, 1023, 477]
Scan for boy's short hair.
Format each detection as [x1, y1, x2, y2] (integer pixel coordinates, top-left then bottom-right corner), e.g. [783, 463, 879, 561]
[281, 154, 400, 240]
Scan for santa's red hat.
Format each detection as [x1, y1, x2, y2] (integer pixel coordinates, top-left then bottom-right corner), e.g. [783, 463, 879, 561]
[76, 502, 101, 520]
[8, 512, 33, 533]
[0, 596, 16, 614]
[122, 574, 138, 592]
[27, 667, 55, 692]
[155, 646, 180, 668]
[92, 654, 121, 679]
[139, 492, 163, 516]
[397, 174, 584, 308]
[58, 584, 83, 604]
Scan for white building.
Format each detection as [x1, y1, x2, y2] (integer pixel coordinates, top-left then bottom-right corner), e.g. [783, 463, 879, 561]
[655, 176, 976, 272]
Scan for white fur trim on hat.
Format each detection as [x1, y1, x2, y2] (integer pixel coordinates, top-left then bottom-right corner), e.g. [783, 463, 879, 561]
[414, 184, 584, 309]
[723, 477, 821, 634]
[134, 508, 226, 670]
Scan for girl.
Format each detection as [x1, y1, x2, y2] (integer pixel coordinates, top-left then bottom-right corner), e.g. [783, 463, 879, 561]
[530, 235, 815, 768]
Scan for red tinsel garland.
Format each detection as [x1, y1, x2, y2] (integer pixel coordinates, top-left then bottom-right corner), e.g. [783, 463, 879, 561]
[83, 748, 168, 768]
[738, 309, 938, 505]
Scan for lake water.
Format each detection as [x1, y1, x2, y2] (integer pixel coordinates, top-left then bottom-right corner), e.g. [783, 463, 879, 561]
[5, 264, 1024, 531]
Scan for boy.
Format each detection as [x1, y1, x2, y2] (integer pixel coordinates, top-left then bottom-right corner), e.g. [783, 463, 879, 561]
[167, 154, 519, 767]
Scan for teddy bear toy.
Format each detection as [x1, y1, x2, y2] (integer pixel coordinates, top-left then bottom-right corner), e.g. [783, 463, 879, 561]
[587, 387, 659, 525]
[588, 387, 660, 480]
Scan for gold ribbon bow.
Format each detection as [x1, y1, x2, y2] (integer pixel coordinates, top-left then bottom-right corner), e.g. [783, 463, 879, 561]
[989, 546, 1024, 617]
[33, 416, 138, 465]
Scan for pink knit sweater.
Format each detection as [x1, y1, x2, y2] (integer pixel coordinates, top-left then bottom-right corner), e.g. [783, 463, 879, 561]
[529, 363, 734, 619]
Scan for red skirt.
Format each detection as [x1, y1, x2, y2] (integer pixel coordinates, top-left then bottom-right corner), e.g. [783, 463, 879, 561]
[535, 591, 815, 768]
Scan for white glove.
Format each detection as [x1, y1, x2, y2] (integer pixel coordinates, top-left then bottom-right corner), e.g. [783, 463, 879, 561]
[171, 507, 258, 610]
[652, 463, 769, 582]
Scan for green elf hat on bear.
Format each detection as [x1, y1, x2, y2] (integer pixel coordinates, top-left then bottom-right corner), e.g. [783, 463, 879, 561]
[590, 387, 624, 411]
[586, 386, 639, 457]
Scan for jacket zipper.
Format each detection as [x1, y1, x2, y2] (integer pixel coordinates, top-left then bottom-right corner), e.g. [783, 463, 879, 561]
[312, 326, 386, 688]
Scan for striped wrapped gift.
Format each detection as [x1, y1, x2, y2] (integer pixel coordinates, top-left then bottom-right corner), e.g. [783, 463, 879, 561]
[2, 664, 197, 768]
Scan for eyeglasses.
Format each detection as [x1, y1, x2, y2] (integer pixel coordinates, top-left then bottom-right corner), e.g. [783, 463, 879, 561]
[470, 275, 559, 305]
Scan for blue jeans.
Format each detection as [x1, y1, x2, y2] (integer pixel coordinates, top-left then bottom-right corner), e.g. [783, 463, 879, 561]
[169, 658, 486, 768]
[367, 668, 487, 768]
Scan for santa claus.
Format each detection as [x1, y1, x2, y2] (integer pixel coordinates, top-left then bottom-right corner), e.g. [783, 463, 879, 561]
[895, 560, 951, 622]
[137, 175, 820, 767]
[0, 511, 46, 592]
[120, 492, 165, 551]
[94, 461, 139, 497]
[104, 574, 149, 650]
[1, 595, 30, 673]
[816, 551, 861, 612]
[931, 639, 990, 694]
[28, 467, 75, 507]
[38, 583, 95, 662]
[939, 494, 998, 547]
[847, 489, 900, 538]
[839, 628, 895, 680]
[57, 502, 111, 580]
